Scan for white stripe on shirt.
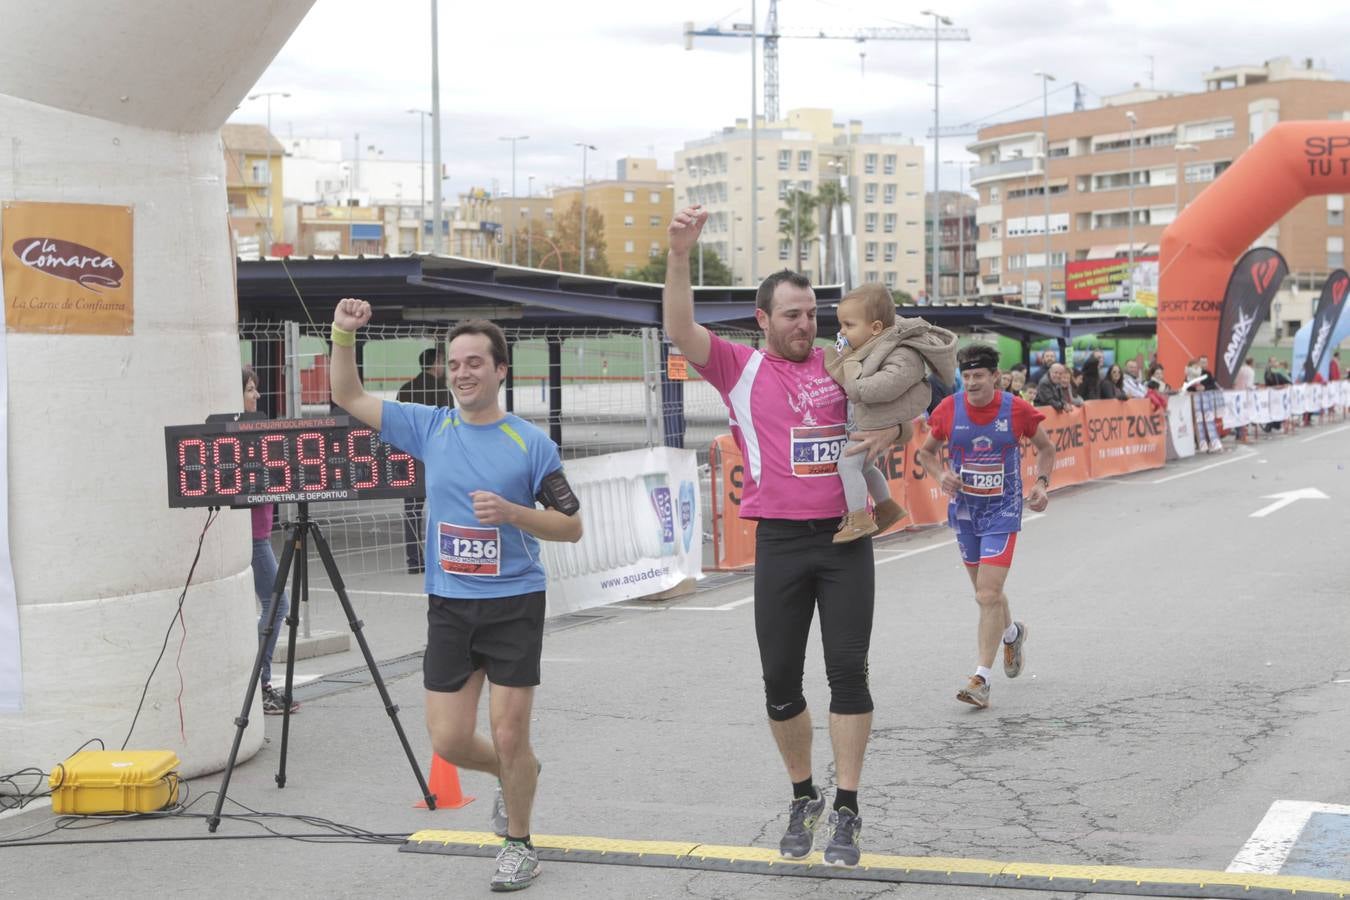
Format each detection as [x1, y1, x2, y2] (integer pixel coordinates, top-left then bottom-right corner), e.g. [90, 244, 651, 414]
[728, 350, 765, 484]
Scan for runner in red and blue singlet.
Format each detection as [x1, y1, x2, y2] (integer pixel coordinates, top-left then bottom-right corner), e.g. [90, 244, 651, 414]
[917, 343, 1056, 710]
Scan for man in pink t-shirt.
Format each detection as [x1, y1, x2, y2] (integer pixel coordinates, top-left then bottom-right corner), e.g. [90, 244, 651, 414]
[663, 206, 899, 867]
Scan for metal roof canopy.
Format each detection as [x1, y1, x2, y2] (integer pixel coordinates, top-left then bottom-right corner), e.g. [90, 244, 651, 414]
[235, 253, 812, 328]
[236, 255, 1155, 343]
[236, 256, 1155, 449]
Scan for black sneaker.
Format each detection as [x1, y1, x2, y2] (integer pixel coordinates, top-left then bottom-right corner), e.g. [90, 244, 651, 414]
[262, 685, 299, 716]
[778, 788, 826, 858]
[822, 807, 862, 866]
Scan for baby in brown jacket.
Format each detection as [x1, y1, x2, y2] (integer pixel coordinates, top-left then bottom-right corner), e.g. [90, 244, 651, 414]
[825, 284, 959, 542]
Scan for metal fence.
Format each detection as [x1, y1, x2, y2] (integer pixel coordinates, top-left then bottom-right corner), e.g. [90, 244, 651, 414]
[238, 321, 749, 620]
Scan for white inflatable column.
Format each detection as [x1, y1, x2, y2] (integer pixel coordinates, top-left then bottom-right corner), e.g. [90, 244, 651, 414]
[0, 0, 315, 777]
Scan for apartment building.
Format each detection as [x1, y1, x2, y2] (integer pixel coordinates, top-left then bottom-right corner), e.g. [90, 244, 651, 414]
[222, 124, 285, 257]
[674, 108, 925, 290]
[925, 190, 979, 301]
[970, 57, 1350, 323]
[551, 158, 674, 276]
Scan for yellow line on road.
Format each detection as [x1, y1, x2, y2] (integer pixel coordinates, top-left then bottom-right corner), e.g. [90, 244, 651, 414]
[402, 829, 1350, 898]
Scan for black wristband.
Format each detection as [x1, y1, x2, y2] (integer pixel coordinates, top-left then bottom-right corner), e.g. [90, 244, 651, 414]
[1036, 474, 1050, 488]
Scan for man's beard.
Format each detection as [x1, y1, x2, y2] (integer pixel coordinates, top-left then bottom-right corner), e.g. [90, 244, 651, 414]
[768, 329, 813, 361]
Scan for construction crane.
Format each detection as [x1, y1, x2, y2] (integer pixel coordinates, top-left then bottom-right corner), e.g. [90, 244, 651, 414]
[685, 0, 970, 122]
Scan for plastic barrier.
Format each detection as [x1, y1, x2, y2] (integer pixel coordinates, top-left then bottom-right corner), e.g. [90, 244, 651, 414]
[541, 446, 702, 609]
[707, 384, 1350, 569]
[1028, 406, 1094, 487]
[1082, 399, 1169, 477]
[709, 399, 1170, 569]
[708, 434, 758, 570]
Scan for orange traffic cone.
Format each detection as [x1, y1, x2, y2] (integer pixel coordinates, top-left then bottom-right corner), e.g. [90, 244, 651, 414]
[414, 754, 475, 809]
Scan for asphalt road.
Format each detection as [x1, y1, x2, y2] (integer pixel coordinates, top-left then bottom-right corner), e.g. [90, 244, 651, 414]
[3, 424, 1347, 899]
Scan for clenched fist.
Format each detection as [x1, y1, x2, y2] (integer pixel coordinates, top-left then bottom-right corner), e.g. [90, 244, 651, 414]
[334, 298, 372, 332]
[667, 206, 709, 257]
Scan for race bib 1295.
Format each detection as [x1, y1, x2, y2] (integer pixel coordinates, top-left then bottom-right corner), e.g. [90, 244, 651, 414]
[790, 424, 847, 477]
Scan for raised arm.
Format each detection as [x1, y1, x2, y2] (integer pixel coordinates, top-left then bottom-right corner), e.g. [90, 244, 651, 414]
[329, 298, 383, 430]
[663, 206, 712, 367]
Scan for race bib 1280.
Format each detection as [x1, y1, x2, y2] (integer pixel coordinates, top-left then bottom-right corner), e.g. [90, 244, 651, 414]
[438, 523, 500, 576]
[959, 461, 1004, 497]
[790, 424, 847, 477]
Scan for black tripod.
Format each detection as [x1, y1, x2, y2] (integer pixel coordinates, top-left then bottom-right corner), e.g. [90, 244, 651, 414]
[207, 502, 435, 831]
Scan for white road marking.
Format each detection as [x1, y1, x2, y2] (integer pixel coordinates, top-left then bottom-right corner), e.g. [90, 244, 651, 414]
[672, 594, 756, 612]
[1301, 424, 1350, 443]
[1249, 488, 1330, 519]
[1149, 451, 1256, 484]
[1228, 800, 1350, 874]
[309, 588, 426, 599]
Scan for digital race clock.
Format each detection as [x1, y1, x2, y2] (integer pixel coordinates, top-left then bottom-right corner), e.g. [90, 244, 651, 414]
[164, 414, 423, 508]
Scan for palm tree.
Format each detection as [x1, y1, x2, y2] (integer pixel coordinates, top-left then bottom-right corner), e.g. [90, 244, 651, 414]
[816, 180, 849, 284]
[776, 188, 818, 274]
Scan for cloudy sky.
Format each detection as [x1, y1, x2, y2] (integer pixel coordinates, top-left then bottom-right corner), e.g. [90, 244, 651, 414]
[230, 0, 1350, 201]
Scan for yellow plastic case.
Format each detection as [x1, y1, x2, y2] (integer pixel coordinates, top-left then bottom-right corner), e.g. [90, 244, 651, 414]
[48, 750, 181, 815]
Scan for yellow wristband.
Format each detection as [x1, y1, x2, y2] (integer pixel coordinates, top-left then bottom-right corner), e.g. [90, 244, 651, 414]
[331, 324, 356, 348]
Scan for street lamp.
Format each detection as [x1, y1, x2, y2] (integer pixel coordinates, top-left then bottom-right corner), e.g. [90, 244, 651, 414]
[1126, 110, 1137, 297]
[246, 90, 289, 247]
[826, 155, 851, 288]
[526, 175, 535, 268]
[690, 163, 707, 285]
[407, 109, 430, 251]
[430, 0, 444, 254]
[1034, 71, 1055, 309]
[750, 0, 759, 285]
[574, 141, 597, 275]
[499, 135, 529, 264]
[1173, 142, 1199, 214]
[921, 9, 952, 304]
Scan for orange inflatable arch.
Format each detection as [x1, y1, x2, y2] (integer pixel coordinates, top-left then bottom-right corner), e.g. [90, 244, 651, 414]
[1158, 121, 1350, 387]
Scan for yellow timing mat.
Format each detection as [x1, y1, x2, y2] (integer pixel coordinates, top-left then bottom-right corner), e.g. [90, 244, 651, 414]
[401, 830, 1350, 899]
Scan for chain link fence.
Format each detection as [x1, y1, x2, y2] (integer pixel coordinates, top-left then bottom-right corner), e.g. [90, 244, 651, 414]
[238, 321, 752, 617]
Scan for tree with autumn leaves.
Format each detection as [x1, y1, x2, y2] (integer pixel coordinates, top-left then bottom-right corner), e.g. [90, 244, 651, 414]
[510, 199, 610, 276]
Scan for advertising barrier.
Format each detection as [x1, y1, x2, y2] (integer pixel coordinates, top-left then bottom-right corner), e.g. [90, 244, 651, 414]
[708, 385, 1350, 568]
[709, 398, 1170, 569]
[709, 434, 758, 569]
[540, 446, 701, 613]
[1030, 406, 1095, 487]
[1166, 394, 1198, 459]
[891, 418, 945, 530]
[1080, 399, 1168, 477]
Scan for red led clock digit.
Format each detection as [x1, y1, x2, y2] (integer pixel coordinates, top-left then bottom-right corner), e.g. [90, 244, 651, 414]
[295, 431, 328, 490]
[347, 429, 379, 489]
[178, 439, 208, 497]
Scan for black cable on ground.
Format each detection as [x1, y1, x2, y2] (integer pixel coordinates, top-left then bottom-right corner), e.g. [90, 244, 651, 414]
[121, 509, 218, 750]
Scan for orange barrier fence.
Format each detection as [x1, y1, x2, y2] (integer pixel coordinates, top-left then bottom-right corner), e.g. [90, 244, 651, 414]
[708, 399, 1167, 570]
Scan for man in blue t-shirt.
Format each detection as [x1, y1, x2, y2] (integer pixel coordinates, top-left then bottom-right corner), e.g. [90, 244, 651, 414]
[330, 299, 582, 892]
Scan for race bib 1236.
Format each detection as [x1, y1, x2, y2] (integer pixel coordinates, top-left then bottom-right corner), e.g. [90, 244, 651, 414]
[438, 523, 501, 576]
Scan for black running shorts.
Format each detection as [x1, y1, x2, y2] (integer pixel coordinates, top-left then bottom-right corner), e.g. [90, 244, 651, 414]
[423, 591, 546, 692]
